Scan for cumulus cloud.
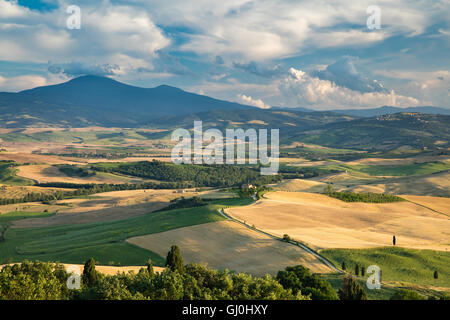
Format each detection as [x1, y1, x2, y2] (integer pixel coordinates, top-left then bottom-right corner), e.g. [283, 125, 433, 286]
[311, 56, 386, 93]
[237, 94, 271, 109]
[48, 62, 120, 77]
[0, 0, 28, 18]
[374, 69, 450, 107]
[0, 0, 170, 71]
[279, 67, 420, 109]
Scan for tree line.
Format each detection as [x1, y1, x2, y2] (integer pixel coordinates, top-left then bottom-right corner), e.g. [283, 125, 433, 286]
[1, 246, 444, 300]
[90, 161, 282, 187]
[324, 185, 404, 203]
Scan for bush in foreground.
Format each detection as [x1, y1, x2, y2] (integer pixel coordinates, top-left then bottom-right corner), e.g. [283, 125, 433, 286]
[390, 289, 425, 300]
[276, 265, 338, 300]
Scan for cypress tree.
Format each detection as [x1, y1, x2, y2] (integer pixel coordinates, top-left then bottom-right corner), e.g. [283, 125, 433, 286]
[361, 266, 365, 277]
[146, 259, 155, 277]
[434, 270, 438, 279]
[166, 245, 184, 273]
[355, 264, 360, 276]
[393, 235, 396, 246]
[342, 261, 346, 270]
[338, 276, 367, 300]
[82, 258, 98, 287]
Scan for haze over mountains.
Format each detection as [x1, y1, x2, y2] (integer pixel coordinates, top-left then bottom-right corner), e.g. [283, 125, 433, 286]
[0, 75, 448, 151]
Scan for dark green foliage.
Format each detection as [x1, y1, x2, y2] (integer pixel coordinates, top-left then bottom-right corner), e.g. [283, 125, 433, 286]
[342, 261, 346, 270]
[434, 270, 438, 279]
[166, 245, 185, 273]
[393, 235, 396, 246]
[77, 263, 307, 300]
[1, 261, 312, 300]
[438, 293, 450, 300]
[0, 260, 70, 300]
[361, 266, 365, 277]
[326, 191, 404, 203]
[165, 197, 206, 211]
[58, 165, 96, 177]
[355, 264, 360, 276]
[338, 276, 367, 300]
[82, 258, 98, 287]
[0, 189, 67, 206]
[282, 234, 291, 242]
[91, 161, 281, 188]
[276, 265, 338, 300]
[390, 289, 425, 300]
[278, 165, 339, 179]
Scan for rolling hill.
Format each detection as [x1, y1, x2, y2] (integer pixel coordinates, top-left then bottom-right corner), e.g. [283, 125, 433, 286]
[274, 106, 450, 117]
[331, 106, 450, 117]
[288, 112, 450, 151]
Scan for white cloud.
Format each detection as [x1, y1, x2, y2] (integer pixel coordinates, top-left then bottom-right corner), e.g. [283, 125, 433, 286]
[139, 0, 444, 61]
[0, 0, 28, 18]
[0, 0, 170, 71]
[0, 74, 48, 92]
[279, 67, 420, 109]
[374, 69, 450, 107]
[237, 94, 271, 109]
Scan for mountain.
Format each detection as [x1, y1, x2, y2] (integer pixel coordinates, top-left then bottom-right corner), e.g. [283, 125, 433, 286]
[319, 106, 450, 117]
[0, 75, 253, 127]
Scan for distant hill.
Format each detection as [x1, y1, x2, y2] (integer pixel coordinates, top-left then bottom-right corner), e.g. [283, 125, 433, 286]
[0, 75, 252, 127]
[147, 108, 355, 133]
[288, 112, 450, 150]
[278, 106, 450, 117]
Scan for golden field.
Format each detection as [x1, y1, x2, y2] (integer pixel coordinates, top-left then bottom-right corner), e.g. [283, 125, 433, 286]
[127, 221, 332, 275]
[226, 191, 450, 251]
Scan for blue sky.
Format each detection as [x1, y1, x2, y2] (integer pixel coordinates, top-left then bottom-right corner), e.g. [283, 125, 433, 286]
[0, 0, 448, 110]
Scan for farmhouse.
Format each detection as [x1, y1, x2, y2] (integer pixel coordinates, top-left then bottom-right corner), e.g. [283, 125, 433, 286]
[241, 184, 255, 190]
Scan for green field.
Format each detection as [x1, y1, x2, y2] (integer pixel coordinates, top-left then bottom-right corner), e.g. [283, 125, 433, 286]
[320, 273, 398, 300]
[321, 247, 450, 287]
[0, 198, 251, 266]
[0, 163, 33, 186]
[0, 211, 55, 224]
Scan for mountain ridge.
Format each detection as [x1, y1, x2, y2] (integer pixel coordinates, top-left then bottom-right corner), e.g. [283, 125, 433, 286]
[0, 75, 253, 127]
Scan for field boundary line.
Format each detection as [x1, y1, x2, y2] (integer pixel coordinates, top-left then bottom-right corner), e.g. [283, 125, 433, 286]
[217, 207, 342, 273]
[401, 198, 449, 218]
